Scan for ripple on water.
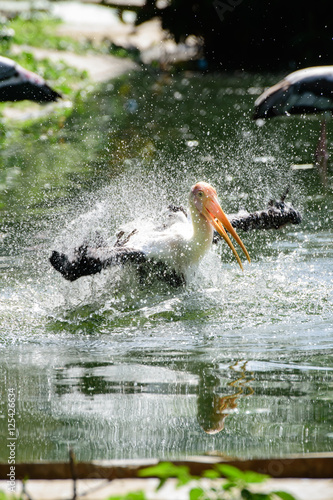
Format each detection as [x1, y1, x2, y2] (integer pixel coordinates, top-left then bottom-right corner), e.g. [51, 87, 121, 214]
[1, 71, 333, 462]
[1, 234, 331, 358]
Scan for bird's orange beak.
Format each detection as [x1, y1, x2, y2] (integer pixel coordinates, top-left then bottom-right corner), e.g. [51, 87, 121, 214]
[202, 196, 251, 271]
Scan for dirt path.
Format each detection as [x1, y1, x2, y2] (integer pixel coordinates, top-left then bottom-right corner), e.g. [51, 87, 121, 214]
[12, 44, 139, 83]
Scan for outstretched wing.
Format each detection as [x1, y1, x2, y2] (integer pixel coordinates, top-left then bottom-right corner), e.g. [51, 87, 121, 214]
[213, 198, 301, 243]
[50, 245, 146, 282]
[50, 244, 185, 286]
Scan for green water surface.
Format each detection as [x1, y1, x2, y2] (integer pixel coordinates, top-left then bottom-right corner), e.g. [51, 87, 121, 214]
[0, 70, 332, 462]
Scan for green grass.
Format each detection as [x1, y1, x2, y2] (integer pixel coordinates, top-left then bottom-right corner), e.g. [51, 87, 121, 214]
[1, 50, 88, 97]
[4, 12, 140, 59]
[9, 15, 75, 51]
[0, 17, 90, 102]
[0, 10, 139, 107]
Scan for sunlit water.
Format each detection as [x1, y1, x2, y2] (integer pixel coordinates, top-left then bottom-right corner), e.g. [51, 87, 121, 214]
[0, 71, 332, 462]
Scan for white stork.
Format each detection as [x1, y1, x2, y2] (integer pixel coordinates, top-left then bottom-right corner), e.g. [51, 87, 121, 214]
[50, 182, 251, 285]
[0, 55, 62, 103]
[253, 66, 333, 119]
[253, 65, 333, 184]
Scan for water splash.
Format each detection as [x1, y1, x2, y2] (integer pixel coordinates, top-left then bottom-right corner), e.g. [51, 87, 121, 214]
[0, 71, 332, 461]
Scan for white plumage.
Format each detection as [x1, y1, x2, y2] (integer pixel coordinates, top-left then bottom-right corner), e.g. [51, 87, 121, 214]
[253, 65, 333, 119]
[50, 182, 251, 284]
[115, 181, 250, 275]
[0, 55, 61, 103]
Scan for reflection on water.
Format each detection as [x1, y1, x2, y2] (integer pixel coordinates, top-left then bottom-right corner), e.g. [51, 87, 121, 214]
[1, 348, 332, 462]
[198, 361, 254, 435]
[0, 71, 332, 462]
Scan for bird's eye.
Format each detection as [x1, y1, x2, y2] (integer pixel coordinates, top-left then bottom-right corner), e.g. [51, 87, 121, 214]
[198, 191, 204, 198]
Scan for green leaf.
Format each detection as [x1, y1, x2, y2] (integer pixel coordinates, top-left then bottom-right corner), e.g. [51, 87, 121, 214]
[214, 464, 269, 484]
[222, 480, 237, 490]
[273, 491, 297, 500]
[251, 494, 271, 500]
[189, 487, 205, 500]
[139, 462, 194, 490]
[241, 488, 252, 499]
[202, 469, 220, 479]
[177, 474, 198, 488]
[241, 491, 272, 500]
[107, 493, 148, 500]
[139, 462, 190, 480]
[156, 478, 167, 491]
[124, 493, 147, 500]
[243, 470, 270, 484]
[215, 464, 246, 480]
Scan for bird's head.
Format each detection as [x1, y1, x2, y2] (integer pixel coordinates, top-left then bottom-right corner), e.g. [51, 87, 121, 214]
[190, 181, 251, 270]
